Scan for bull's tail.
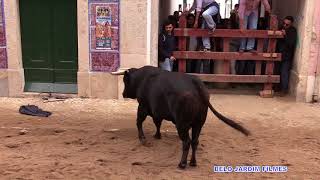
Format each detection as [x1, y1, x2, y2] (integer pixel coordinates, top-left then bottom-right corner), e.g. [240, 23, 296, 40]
[190, 77, 251, 136]
[208, 102, 251, 136]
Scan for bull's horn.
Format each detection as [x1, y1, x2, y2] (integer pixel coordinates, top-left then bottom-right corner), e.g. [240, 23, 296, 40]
[111, 70, 125, 75]
[111, 68, 130, 75]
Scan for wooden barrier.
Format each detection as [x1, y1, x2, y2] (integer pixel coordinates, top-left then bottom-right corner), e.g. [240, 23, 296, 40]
[173, 15, 283, 97]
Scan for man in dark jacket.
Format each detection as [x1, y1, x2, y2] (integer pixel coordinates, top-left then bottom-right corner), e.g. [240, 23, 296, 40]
[158, 20, 177, 71]
[276, 16, 297, 96]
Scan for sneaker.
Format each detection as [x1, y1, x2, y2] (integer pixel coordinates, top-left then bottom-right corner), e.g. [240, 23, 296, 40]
[208, 26, 216, 34]
[248, 49, 258, 54]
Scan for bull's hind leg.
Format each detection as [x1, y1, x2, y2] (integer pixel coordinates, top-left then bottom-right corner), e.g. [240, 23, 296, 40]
[190, 111, 207, 167]
[153, 118, 162, 139]
[177, 128, 191, 169]
[190, 125, 202, 167]
[137, 105, 148, 144]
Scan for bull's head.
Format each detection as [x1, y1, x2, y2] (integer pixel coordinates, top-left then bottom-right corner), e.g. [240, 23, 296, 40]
[111, 68, 138, 99]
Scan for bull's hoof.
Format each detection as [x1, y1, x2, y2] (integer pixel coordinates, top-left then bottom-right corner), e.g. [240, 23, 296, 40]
[139, 137, 147, 145]
[178, 162, 187, 169]
[189, 160, 197, 167]
[153, 133, 161, 139]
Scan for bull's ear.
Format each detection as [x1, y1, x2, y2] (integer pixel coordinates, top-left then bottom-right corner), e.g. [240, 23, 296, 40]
[128, 68, 138, 73]
[125, 69, 133, 77]
[123, 70, 130, 82]
[124, 68, 138, 76]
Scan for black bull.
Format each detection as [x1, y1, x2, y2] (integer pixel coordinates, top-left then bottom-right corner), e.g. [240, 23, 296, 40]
[112, 66, 250, 169]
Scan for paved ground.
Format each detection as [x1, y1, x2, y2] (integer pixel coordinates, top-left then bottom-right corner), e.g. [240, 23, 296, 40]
[0, 94, 319, 179]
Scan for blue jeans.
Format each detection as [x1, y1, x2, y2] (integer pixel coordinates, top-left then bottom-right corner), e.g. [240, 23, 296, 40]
[159, 58, 173, 71]
[240, 12, 258, 51]
[202, 6, 219, 49]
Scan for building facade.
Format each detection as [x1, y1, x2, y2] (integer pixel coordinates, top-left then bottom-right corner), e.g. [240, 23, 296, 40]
[0, 0, 319, 102]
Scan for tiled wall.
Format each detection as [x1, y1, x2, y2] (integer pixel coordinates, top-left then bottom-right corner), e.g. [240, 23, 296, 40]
[0, 0, 7, 69]
[89, 0, 120, 72]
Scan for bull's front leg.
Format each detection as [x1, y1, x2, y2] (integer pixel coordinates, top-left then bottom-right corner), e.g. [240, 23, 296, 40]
[137, 105, 148, 145]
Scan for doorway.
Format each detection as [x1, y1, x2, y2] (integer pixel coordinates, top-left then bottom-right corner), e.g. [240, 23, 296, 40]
[19, 0, 78, 93]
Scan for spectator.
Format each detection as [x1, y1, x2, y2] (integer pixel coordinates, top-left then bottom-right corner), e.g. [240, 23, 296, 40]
[173, 11, 180, 27]
[168, 15, 179, 28]
[239, 0, 271, 53]
[158, 20, 177, 71]
[186, 13, 199, 73]
[188, 0, 220, 51]
[230, 4, 240, 29]
[276, 16, 297, 96]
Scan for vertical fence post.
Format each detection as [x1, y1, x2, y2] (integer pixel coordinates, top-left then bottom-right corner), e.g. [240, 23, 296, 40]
[178, 14, 187, 73]
[223, 38, 231, 74]
[260, 15, 278, 97]
[255, 39, 264, 75]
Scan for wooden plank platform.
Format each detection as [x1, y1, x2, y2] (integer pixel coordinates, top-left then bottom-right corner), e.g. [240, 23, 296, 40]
[174, 29, 284, 38]
[188, 74, 280, 83]
[173, 51, 281, 61]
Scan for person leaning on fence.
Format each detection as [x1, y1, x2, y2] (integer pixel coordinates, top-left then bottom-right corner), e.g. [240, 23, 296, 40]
[187, 0, 220, 51]
[275, 16, 297, 96]
[158, 20, 177, 72]
[238, 0, 271, 53]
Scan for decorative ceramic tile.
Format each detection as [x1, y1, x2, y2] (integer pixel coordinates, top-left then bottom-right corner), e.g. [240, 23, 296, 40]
[89, 0, 120, 72]
[0, 0, 2, 24]
[91, 52, 119, 72]
[0, 0, 7, 69]
[0, 48, 7, 69]
[0, 26, 6, 46]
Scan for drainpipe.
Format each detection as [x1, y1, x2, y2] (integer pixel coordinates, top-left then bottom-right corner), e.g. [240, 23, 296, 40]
[306, 1, 320, 103]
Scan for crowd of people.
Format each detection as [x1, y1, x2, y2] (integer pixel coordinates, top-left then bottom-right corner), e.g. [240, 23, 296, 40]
[158, 0, 297, 96]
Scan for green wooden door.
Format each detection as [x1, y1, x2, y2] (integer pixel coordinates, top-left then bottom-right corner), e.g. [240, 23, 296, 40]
[20, 0, 78, 93]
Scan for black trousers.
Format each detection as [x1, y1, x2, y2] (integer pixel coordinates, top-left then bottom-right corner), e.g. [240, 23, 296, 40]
[235, 60, 255, 75]
[280, 60, 292, 91]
